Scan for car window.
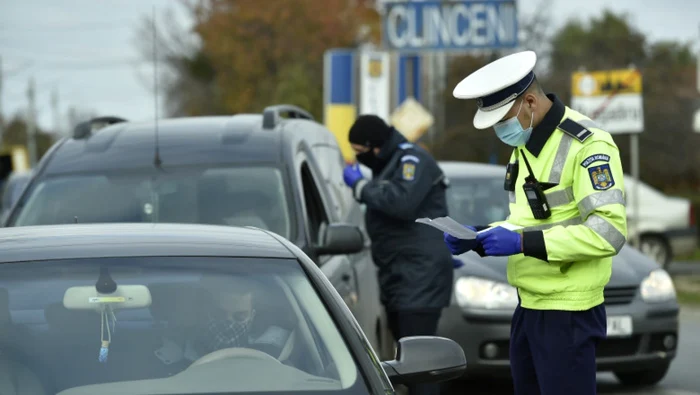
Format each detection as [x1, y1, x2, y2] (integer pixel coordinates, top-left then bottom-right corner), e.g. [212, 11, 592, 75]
[300, 161, 331, 247]
[446, 177, 510, 225]
[313, 145, 354, 221]
[0, 256, 368, 394]
[11, 166, 294, 239]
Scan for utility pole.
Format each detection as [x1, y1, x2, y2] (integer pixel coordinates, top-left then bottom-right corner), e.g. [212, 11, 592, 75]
[26, 77, 37, 168]
[51, 88, 60, 137]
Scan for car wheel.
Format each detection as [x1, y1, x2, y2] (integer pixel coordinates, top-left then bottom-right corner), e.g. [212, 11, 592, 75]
[640, 235, 672, 269]
[614, 363, 671, 387]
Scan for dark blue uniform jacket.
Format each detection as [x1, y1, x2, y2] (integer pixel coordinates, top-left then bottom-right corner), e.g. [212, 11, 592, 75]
[352, 131, 453, 312]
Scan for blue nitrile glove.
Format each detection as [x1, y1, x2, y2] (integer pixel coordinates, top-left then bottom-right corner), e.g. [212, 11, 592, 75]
[443, 225, 478, 255]
[343, 164, 364, 188]
[476, 226, 522, 257]
[452, 258, 464, 269]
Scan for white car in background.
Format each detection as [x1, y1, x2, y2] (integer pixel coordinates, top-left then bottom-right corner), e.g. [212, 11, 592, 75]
[624, 176, 697, 268]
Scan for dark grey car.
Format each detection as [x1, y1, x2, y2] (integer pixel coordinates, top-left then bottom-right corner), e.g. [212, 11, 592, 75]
[2, 106, 392, 359]
[437, 161, 680, 387]
[0, 222, 466, 394]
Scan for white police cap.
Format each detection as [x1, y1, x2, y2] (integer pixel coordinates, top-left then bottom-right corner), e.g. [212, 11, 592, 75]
[452, 51, 537, 130]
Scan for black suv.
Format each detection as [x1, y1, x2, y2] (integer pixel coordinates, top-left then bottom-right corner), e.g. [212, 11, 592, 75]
[4, 105, 391, 358]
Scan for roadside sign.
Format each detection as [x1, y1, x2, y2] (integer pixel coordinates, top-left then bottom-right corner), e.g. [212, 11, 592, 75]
[381, 1, 518, 51]
[359, 50, 391, 123]
[390, 97, 434, 142]
[570, 69, 644, 134]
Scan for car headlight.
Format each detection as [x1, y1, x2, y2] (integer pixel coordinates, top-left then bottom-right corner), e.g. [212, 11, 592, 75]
[454, 276, 518, 310]
[640, 269, 676, 303]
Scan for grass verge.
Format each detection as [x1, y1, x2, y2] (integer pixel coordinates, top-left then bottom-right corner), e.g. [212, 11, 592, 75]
[674, 275, 700, 305]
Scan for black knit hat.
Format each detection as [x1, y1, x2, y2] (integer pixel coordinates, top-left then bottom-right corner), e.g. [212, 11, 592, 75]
[348, 115, 392, 148]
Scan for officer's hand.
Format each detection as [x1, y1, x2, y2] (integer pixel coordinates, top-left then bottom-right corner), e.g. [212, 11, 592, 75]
[343, 164, 364, 188]
[443, 225, 479, 255]
[452, 257, 464, 269]
[476, 226, 522, 257]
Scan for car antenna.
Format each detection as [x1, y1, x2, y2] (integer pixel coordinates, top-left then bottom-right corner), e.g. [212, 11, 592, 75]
[74, 216, 78, 224]
[152, 6, 162, 169]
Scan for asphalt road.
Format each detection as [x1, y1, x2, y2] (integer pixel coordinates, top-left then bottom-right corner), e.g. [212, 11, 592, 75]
[445, 305, 700, 395]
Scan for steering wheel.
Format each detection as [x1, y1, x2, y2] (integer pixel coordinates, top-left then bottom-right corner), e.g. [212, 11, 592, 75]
[189, 347, 280, 368]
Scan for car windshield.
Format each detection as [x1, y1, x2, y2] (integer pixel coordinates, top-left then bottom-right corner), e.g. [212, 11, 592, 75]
[0, 256, 367, 395]
[10, 166, 294, 239]
[446, 176, 510, 226]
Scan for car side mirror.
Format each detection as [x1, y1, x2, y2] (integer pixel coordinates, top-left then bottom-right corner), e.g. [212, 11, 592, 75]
[315, 223, 364, 255]
[381, 336, 466, 386]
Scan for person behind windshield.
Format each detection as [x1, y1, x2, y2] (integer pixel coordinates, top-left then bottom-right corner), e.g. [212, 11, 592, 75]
[194, 282, 256, 357]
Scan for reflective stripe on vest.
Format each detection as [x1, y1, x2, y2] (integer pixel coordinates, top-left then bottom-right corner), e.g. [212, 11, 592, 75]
[522, 213, 625, 252]
[584, 214, 626, 253]
[577, 189, 626, 219]
[545, 118, 601, 208]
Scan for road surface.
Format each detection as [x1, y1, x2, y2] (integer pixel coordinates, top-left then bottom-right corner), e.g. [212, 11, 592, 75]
[446, 305, 700, 395]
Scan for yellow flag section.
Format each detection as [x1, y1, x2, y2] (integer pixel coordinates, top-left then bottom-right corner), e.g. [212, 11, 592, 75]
[325, 105, 357, 163]
[571, 69, 642, 97]
[324, 49, 357, 164]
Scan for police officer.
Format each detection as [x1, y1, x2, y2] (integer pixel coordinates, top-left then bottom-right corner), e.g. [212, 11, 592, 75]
[445, 51, 627, 395]
[342, 115, 452, 395]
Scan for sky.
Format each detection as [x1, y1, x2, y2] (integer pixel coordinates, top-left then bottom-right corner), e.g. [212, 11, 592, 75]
[0, 0, 698, 135]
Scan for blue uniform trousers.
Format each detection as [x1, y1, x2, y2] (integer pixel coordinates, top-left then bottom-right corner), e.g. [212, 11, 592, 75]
[510, 302, 607, 395]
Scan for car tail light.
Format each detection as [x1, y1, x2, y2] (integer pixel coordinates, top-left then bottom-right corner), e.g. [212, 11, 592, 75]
[690, 204, 696, 227]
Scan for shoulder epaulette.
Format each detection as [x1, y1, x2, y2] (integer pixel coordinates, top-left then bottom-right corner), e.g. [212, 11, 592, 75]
[398, 142, 414, 150]
[557, 118, 594, 143]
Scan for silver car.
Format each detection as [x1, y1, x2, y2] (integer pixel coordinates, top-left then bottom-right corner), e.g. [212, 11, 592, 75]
[437, 161, 680, 387]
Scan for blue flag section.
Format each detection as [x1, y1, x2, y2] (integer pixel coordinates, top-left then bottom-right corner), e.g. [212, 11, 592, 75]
[382, 0, 518, 51]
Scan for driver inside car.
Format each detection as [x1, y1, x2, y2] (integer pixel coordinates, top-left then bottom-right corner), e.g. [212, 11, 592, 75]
[195, 285, 256, 355]
[192, 277, 293, 362]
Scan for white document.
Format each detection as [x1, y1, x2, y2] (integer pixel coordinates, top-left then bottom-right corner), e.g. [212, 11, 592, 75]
[415, 216, 477, 240]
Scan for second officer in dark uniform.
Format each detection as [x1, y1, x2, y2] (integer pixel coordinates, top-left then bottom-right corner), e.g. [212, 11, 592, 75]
[342, 114, 452, 395]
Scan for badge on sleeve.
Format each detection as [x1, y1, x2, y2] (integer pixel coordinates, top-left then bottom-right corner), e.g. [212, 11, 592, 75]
[402, 162, 416, 181]
[588, 164, 615, 190]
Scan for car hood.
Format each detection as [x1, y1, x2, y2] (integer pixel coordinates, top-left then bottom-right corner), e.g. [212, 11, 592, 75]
[453, 244, 660, 287]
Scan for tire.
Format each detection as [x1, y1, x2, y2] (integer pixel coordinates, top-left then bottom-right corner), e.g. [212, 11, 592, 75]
[614, 363, 671, 387]
[639, 235, 672, 269]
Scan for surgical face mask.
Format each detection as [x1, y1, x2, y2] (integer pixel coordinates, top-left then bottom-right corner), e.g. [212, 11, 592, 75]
[493, 100, 534, 147]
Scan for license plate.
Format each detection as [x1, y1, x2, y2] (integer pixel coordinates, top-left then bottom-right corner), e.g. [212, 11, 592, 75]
[607, 315, 633, 337]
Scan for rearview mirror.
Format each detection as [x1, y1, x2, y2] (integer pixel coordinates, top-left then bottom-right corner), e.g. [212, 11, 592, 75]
[315, 223, 364, 255]
[381, 336, 466, 386]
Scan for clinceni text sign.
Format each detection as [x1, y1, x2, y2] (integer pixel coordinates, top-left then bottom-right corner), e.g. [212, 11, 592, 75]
[382, 1, 518, 51]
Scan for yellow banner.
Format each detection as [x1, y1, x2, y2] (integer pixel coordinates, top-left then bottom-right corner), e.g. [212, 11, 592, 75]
[571, 69, 642, 97]
[325, 104, 357, 163]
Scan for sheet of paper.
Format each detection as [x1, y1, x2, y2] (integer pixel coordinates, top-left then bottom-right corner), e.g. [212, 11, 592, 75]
[415, 216, 477, 240]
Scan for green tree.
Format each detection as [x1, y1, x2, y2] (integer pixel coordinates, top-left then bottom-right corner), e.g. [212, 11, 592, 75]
[139, 0, 380, 120]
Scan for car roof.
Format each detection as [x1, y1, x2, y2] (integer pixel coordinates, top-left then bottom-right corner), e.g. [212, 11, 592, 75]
[44, 115, 293, 175]
[439, 160, 505, 178]
[0, 223, 296, 263]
